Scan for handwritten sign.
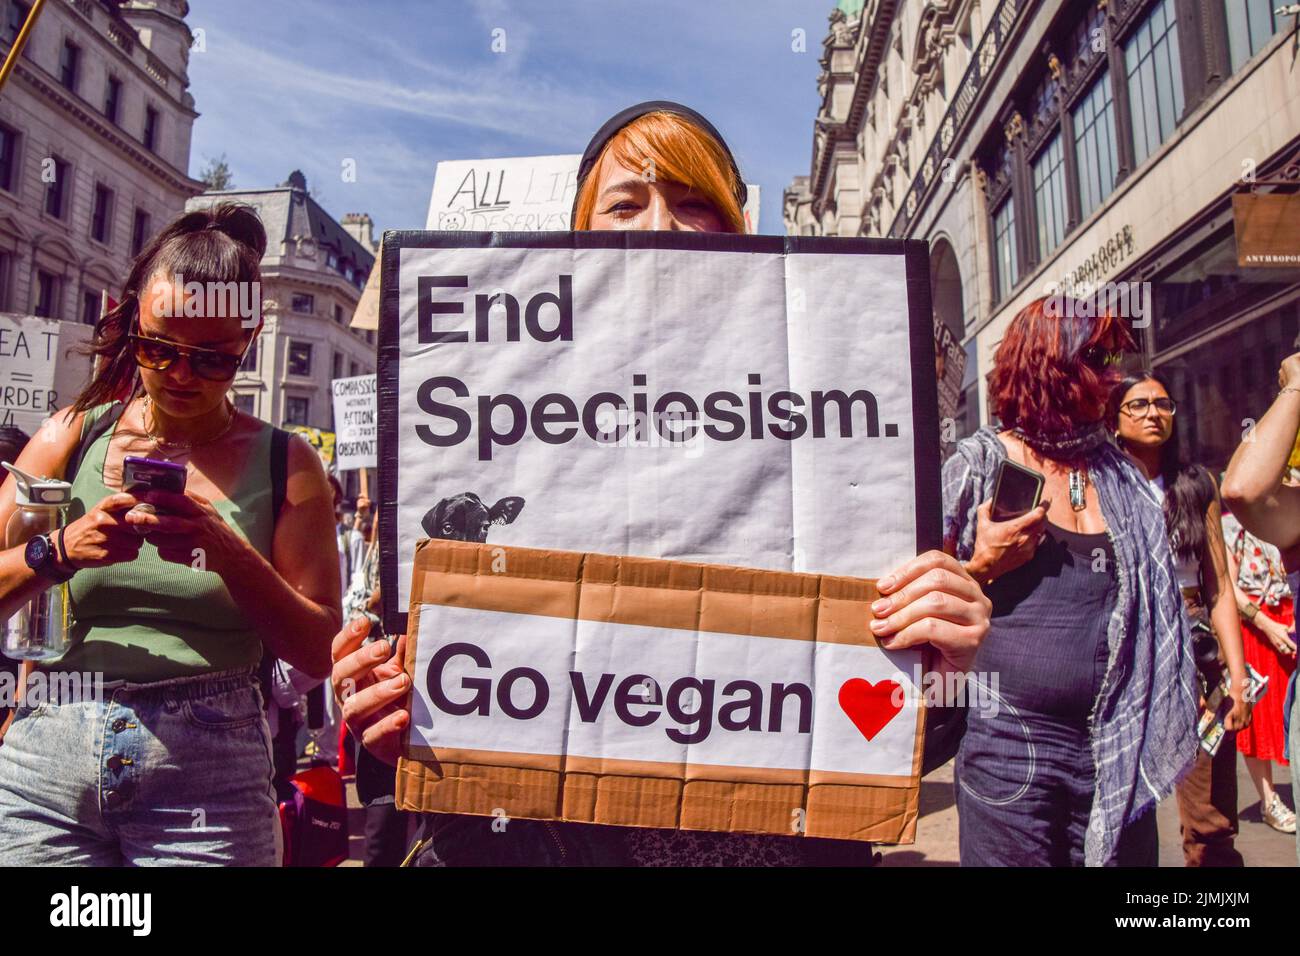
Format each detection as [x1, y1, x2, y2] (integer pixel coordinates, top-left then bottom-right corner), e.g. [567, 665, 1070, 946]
[426, 155, 581, 233]
[331, 374, 376, 471]
[0, 313, 60, 436]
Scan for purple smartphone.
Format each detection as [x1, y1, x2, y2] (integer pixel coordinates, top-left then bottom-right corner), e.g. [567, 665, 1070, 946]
[122, 456, 187, 495]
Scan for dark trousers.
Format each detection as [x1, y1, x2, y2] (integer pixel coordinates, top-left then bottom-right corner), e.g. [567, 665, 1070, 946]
[364, 802, 412, 867]
[1175, 732, 1243, 867]
[270, 706, 301, 805]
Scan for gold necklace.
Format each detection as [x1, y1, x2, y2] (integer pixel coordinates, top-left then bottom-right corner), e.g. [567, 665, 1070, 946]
[142, 395, 236, 459]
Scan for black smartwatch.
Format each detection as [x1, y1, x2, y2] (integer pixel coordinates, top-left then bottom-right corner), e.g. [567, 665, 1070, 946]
[24, 533, 74, 584]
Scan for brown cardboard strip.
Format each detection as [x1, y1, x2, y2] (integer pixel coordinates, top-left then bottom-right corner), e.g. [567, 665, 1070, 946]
[397, 539, 924, 843]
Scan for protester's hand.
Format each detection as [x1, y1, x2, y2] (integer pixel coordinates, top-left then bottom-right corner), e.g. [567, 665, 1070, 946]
[1257, 615, 1297, 657]
[1225, 674, 1252, 732]
[964, 500, 1051, 584]
[332, 616, 409, 767]
[58, 492, 144, 568]
[124, 489, 246, 573]
[870, 551, 992, 672]
[1278, 352, 1300, 392]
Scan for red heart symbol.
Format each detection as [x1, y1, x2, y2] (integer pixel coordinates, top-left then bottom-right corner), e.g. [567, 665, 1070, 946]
[838, 678, 903, 742]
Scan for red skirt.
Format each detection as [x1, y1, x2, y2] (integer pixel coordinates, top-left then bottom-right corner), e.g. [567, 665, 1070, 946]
[1235, 596, 1297, 764]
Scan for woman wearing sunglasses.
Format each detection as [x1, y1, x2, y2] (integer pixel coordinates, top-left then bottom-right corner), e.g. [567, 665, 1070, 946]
[942, 298, 1199, 866]
[0, 203, 340, 865]
[1110, 370, 1251, 866]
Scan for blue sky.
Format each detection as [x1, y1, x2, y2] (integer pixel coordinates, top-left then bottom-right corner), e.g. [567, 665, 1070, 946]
[185, 0, 833, 236]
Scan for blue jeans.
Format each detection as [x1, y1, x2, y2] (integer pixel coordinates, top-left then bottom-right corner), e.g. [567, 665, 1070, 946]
[0, 667, 280, 866]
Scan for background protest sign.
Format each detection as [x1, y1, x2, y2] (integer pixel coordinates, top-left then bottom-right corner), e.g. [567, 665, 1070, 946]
[0, 313, 61, 435]
[396, 539, 927, 842]
[331, 374, 377, 471]
[426, 155, 581, 232]
[377, 231, 938, 636]
[287, 425, 336, 471]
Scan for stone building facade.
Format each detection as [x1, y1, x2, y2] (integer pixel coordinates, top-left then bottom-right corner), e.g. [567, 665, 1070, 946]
[787, 0, 1300, 464]
[0, 0, 203, 326]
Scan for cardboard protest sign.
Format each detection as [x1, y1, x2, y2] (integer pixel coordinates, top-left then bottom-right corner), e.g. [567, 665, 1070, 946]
[378, 232, 938, 637]
[396, 538, 927, 842]
[287, 425, 335, 470]
[0, 313, 61, 435]
[331, 374, 377, 471]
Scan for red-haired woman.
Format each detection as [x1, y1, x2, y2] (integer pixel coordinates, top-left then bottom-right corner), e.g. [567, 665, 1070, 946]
[943, 297, 1199, 866]
[333, 102, 991, 866]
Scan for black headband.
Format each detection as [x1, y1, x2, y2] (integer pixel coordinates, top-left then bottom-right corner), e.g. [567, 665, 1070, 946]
[571, 100, 747, 223]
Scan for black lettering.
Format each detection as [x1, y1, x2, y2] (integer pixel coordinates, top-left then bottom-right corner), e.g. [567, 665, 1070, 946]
[415, 376, 471, 447]
[811, 389, 880, 438]
[426, 642, 492, 716]
[718, 680, 764, 731]
[569, 672, 615, 722]
[477, 393, 527, 462]
[531, 393, 579, 444]
[614, 674, 661, 727]
[496, 667, 549, 720]
[581, 392, 628, 444]
[525, 274, 573, 342]
[652, 391, 699, 443]
[475, 292, 521, 341]
[766, 391, 807, 440]
[666, 677, 714, 744]
[417, 276, 469, 343]
[768, 682, 812, 734]
[702, 391, 745, 441]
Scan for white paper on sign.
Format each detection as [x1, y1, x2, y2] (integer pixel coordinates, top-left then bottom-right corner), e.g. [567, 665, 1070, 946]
[379, 233, 939, 635]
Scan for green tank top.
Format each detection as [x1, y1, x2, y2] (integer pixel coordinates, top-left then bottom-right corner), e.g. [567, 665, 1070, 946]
[51, 403, 275, 681]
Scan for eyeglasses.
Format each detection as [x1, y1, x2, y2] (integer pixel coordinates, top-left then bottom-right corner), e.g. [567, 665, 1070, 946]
[1082, 345, 1125, 370]
[129, 328, 247, 381]
[1121, 397, 1177, 417]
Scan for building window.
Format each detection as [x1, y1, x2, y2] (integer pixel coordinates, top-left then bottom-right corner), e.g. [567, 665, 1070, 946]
[0, 251, 11, 310]
[287, 341, 312, 376]
[91, 183, 113, 243]
[131, 208, 151, 256]
[333, 303, 343, 324]
[365, 330, 373, 346]
[993, 198, 1018, 302]
[284, 396, 309, 425]
[81, 290, 100, 326]
[44, 156, 70, 219]
[104, 76, 122, 125]
[59, 40, 80, 93]
[240, 337, 258, 372]
[143, 106, 159, 153]
[291, 292, 314, 314]
[4, 3, 29, 43]
[349, 360, 359, 378]
[1073, 74, 1118, 219]
[233, 393, 255, 415]
[332, 350, 343, 380]
[0, 123, 17, 192]
[1032, 134, 1067, 262]
[1225, 0, 1282, 72]
[1124, 0, 1184, 167]
[33, 269, 57, 318]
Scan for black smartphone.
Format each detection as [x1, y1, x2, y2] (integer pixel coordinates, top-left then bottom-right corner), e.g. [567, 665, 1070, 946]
[990, 459, 1045, 522]
[123, 456, 188, 495]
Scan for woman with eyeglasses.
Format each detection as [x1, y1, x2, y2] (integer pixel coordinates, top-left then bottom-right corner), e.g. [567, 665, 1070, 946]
[943, 298, 1199, 866]
[0, 203, 340, 865]
[1110, 370, 1251, 866]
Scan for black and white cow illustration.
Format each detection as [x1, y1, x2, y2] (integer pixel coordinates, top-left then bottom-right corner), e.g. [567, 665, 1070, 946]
[421, 493, 525, 543]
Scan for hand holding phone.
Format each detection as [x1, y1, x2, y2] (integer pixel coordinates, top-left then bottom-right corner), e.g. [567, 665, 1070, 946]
[990, 459, 1044, 522]
[967, 461, 1051, 584]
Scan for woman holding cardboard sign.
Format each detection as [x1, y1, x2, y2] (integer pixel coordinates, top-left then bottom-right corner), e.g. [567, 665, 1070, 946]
[943, 298, 1199, 866]
[333, 101, 991, 866]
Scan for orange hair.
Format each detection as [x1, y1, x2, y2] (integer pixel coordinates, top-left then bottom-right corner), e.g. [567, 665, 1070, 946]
[572, 111, 745, 233]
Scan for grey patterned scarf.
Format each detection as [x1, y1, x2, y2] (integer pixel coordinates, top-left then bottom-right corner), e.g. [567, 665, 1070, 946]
[942, 427, 1200, 865]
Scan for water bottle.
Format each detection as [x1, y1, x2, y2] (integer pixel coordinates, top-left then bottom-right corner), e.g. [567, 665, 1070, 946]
[2, 461, 73, 660]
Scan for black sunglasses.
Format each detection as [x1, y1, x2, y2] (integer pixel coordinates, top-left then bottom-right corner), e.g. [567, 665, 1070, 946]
[129, 329, 248, 381]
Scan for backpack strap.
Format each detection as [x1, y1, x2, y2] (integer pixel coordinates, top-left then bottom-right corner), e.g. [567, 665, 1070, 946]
[259, 427, 293, 711]
[64, 402, 127, 484]
[271, 427, 290, 522]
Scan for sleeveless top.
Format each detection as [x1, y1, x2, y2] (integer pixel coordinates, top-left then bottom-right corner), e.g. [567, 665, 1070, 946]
[51, 402, 276, 682]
